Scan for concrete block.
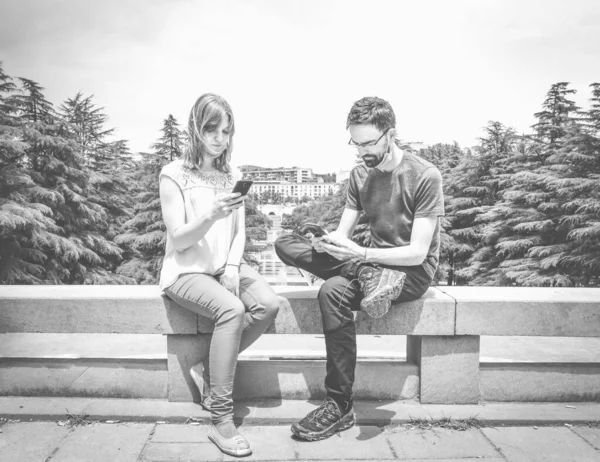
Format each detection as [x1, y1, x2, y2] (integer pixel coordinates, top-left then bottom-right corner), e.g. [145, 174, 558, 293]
[0, 358, 167, 399]
[480, 362, 600, 401]
[232, 359, 418, 400]
[442, 286, 600, 336]
[295, 425, 393, 460]
[200, 287, 455, 335]
[482, 426, 600, 462]
[0, 422, 70, 461]
[386, 428, 499, 459]
[51, 423, 154, 462]
[167, 334, 211, 402]
[0, 285, 197, 334]
[408, 335, 480, 404]
[356, 287, 456, 335]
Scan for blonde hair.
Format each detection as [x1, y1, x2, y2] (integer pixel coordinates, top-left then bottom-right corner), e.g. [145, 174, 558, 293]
[182, 93, 234, 173]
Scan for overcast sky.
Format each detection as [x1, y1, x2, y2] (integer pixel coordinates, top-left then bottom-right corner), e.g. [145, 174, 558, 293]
[1, 0, 600, 172]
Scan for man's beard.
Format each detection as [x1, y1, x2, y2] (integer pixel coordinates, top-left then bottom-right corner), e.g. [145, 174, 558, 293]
[362, 139, 390, 168]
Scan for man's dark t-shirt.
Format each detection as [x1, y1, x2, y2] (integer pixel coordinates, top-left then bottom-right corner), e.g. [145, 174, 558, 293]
[346, 151, 445, 280]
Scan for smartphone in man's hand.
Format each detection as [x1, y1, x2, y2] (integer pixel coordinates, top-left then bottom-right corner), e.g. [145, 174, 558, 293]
[300, 222, 329, 238]
[232, 180, 253, 196]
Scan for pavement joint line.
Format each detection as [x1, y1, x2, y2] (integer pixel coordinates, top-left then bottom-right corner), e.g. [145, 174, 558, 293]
[384, 433, 400, 459]
[566, 424, 600, 453]
[476, 426, 509, 462]
[136, 422, 157, 462]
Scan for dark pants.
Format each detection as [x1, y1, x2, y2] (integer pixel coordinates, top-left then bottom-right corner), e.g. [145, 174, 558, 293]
[274, 233, 432, 408]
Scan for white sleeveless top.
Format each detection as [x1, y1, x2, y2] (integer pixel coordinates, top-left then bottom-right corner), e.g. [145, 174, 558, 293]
[159, 159, 243, 291]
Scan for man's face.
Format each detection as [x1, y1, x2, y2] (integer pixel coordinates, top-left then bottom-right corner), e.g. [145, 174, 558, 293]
[348, 124, 391, 168]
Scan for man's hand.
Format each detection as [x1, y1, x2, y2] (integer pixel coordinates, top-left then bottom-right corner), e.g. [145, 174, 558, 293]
[220, 265, 240, 297]
[320, 233, 365, 262]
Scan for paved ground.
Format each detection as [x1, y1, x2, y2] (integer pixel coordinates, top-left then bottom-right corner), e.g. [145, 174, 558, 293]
[1, 398, 600, 461]
[2, 420, 600, 461]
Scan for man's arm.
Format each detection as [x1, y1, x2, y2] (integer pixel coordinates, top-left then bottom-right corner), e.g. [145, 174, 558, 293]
[322, 215, 438, 266]
[335, 208, 361, 239]
[363, 216, 438, 266]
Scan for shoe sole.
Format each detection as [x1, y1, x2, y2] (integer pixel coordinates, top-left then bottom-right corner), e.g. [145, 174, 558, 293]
[291, 411, 356, 441]
[361, 275, 406, 318]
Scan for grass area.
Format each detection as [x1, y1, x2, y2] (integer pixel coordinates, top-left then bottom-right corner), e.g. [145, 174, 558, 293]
[389, 416, 483, 432]
[60, 412, 94, 427]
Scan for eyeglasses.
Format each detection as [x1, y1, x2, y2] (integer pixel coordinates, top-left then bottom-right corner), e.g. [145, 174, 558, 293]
[348, 128, 391, 148]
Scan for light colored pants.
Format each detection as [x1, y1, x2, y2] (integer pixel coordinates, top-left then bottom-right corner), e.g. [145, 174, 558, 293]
[164, 262, 281, 424]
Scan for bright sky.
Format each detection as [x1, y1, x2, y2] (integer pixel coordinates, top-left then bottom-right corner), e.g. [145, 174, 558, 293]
[1, 0, 600, 173]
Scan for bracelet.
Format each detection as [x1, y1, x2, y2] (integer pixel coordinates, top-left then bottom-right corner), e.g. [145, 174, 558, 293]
[226, 263, 239, 268]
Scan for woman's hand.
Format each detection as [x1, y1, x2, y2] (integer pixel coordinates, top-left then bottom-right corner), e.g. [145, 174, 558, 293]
[208, 193, 245, 220]
[220, 265, 240, 296]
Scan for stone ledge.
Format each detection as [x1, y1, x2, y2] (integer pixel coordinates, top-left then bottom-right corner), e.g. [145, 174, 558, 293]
[1, 285, 456, 336]
[440, 287, 600, 337]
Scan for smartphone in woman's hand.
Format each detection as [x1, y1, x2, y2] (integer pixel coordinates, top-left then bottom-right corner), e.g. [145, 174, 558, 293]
[232, 180, 253, 196]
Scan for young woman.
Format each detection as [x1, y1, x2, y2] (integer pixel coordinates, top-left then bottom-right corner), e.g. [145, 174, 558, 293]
[159, 93, 281, 457]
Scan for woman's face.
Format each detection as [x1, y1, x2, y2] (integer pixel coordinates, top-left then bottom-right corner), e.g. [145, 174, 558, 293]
[202, 117, 231, 158]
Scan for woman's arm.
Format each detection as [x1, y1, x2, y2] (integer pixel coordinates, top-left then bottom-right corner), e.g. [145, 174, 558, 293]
[159, 176, 243, 251]
[226, 204, 246, 267]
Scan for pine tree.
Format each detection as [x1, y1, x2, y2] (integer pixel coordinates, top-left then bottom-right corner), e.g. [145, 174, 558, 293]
[115, 151, 166, 283]
[151, 115, 184, 161]
[442, 124, 517, 285]
[115, 117, 182, 283]
[494, 83, 583, 286]
[59, 92, 118, 170]
[3, 74, 131, 284]
[0, 63, 56, 283]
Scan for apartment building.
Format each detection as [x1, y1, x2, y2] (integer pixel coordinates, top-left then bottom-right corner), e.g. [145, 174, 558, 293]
[240, 165, 342, 199]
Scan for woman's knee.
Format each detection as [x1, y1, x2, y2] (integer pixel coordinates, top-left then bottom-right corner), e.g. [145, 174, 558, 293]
[264, 295, 283, 320]
[249, 294, 282, 321]
[214, 298, 245, 325]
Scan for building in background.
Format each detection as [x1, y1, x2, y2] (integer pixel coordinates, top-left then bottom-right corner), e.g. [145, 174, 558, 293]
[240, 165, 342, 200]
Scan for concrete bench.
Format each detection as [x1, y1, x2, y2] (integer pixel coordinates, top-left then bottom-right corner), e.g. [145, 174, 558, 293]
[1, 285, 599, 404]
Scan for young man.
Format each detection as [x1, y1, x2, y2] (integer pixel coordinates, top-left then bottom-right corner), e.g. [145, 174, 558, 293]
[274, 96, 445, 441]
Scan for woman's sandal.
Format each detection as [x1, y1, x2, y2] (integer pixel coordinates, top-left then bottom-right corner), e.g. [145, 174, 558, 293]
[208, 424, 252, 457]
[189, 363, 212, 411]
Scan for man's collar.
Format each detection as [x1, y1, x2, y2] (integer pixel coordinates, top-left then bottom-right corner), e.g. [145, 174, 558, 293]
[374, 143, 403, 172]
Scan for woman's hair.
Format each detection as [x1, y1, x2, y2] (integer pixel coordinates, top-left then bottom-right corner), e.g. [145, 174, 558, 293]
[182, 93, 235, 173]
[346, 96, 396, 132]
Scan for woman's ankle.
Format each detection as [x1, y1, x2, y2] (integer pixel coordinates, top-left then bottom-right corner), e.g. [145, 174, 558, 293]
[213, 420, 238, 439]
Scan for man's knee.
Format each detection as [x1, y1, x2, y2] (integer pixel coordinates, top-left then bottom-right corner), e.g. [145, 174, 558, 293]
[318, 278, 356, 333]
[274, 234, 295, 263]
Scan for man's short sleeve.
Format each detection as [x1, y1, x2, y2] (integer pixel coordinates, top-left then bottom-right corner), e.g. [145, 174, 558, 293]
[346, 169, 362, 211]
[414, 167, 445, 218]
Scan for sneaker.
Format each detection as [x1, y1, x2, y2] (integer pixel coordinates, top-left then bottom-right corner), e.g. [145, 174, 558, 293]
[291, 397, 355, 441]
[190, 362, 212, 411]
[358, 267, 406, 318]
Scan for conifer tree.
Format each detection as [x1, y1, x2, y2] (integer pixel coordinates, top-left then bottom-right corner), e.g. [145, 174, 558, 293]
[0, 63, 56, 283]
[115, 117, 182, 283]
[151, 115, 184, 161]
[441, 124, 517, 285]
[493, 83, 582, 286]
[3, 73, 131, 284]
